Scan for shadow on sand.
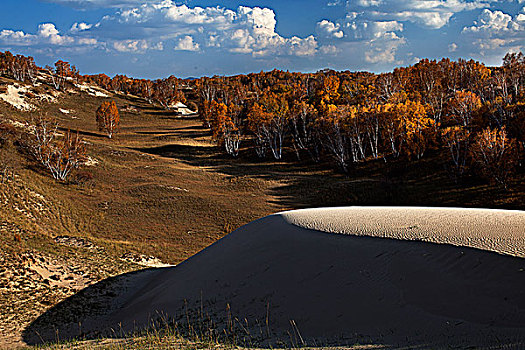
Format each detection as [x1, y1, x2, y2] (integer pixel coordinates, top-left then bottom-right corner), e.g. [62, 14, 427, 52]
[23, 215, 525, 349]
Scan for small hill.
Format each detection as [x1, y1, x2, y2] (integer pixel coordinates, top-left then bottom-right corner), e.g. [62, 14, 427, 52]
[24, 207, 525, 349]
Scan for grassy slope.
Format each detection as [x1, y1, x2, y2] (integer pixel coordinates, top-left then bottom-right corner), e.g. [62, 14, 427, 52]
[0, 76, 523, 349]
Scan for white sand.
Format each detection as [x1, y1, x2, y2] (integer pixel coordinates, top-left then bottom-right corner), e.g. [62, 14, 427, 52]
[26, 207, 525, 348]
[75, 84, 109, 98]
[282, 207, 525, 258]
[83, 156, 99, 167]
[0, 85, 35, 111]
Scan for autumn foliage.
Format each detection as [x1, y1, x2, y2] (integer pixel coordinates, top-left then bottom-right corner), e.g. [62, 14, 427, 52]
[191, 54, 524, 187]
[96, 101, 120, 138]
[1, 49, 524, 188]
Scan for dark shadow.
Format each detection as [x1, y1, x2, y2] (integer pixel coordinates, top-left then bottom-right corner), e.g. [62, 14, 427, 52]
[22, 268, 162, 345]
[133, 139, 520, 211]
[23, 221, 525, 349]
[57, 126, 106, 139]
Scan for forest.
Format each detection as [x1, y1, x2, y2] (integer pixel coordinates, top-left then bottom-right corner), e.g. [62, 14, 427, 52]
[1, 50, 524, 188]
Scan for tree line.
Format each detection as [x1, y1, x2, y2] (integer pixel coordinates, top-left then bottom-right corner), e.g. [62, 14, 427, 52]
[0, 50, 523, 187]
[194, 54, 525, 188]
[0, 51, 186, 108]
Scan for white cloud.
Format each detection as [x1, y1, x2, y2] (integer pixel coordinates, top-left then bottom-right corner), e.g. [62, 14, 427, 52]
[318, 13, 403, 41]
[316, 11, 405, 65]
[71, 22, 93, 32]
[461, 8, 525, 59]
[463, 8, 522, 33]
[317, 20, 344, 38]
[448, 42, 458, 52]
[364, 32, 406, 63]
[86, 2, 318, 57]
[175, 35, 200, 51]
[0, 29, 32, 43]
[320, 44, 340, 54]
[356, 0, 383, 6]
[113, 39, 148, 52]
[37, 23, 74, 45]
[0, 23, 95, 48]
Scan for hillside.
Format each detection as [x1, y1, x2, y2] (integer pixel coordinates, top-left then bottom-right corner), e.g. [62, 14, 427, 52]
[0, 71, 524, 349]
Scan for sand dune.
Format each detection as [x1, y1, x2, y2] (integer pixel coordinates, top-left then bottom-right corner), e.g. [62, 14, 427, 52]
[283, 207, 525, 257]
[25, 207, 525, 349]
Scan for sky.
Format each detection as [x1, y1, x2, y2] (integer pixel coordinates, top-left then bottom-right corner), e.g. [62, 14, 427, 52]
[0, 0, 524, 79]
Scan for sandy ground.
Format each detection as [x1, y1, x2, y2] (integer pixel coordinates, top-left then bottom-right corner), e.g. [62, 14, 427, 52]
[24, 207, 525, 349]
[282, 207, 525, 257]
[0, 84, 35, 111]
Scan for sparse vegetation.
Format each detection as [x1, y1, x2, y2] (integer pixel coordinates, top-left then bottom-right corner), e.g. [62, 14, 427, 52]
[27, 114, 86, 181]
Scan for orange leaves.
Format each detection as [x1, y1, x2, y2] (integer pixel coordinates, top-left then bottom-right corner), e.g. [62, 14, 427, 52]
[379, 99, 435, 158]
[209, 100, 230, 140]
[208, 100, 242, 157]
[96, 101, 120, 139]
[316, 75, 340, 115]
[447, 90, 482, 127]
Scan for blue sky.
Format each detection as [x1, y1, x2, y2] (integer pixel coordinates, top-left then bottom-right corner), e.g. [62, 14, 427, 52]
[1, 0, 524, 78]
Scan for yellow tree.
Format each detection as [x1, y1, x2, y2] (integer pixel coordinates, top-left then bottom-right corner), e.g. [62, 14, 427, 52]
[315, 75, 340, 115]
[247, 102, 272, 158]
[96, 101, 120, 138]
[247, 93, 289, 160]
[401, 100, 435, 159]
[381, 99, 434, 159]
[447, 90, 482, 127]
[210, 101, 242, 157]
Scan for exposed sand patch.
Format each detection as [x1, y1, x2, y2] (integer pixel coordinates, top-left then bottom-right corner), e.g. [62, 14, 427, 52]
[282, 207, 525, 258]
[75, 84, 109, 98]
[25, 207, 525, 349]
[119, 252, 172, 268]
[0, 85, 35, 111]
[83, 156, 99, 167]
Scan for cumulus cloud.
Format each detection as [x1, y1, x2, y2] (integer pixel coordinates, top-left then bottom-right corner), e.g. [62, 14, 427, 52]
[113, 39, 148, 52]
[364, 32, 406, 63]
[316, 12, 405, 63]
[463, 8, 523, 33]
[85, 2, 318, 57]
[175, 35, 200, 51]
[0, 2, 318, 59]
[461, 8, 525, 55]
[0, 23, 95, 48]
[71, 22, 93, 32]
[317, 20, 344, 39]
